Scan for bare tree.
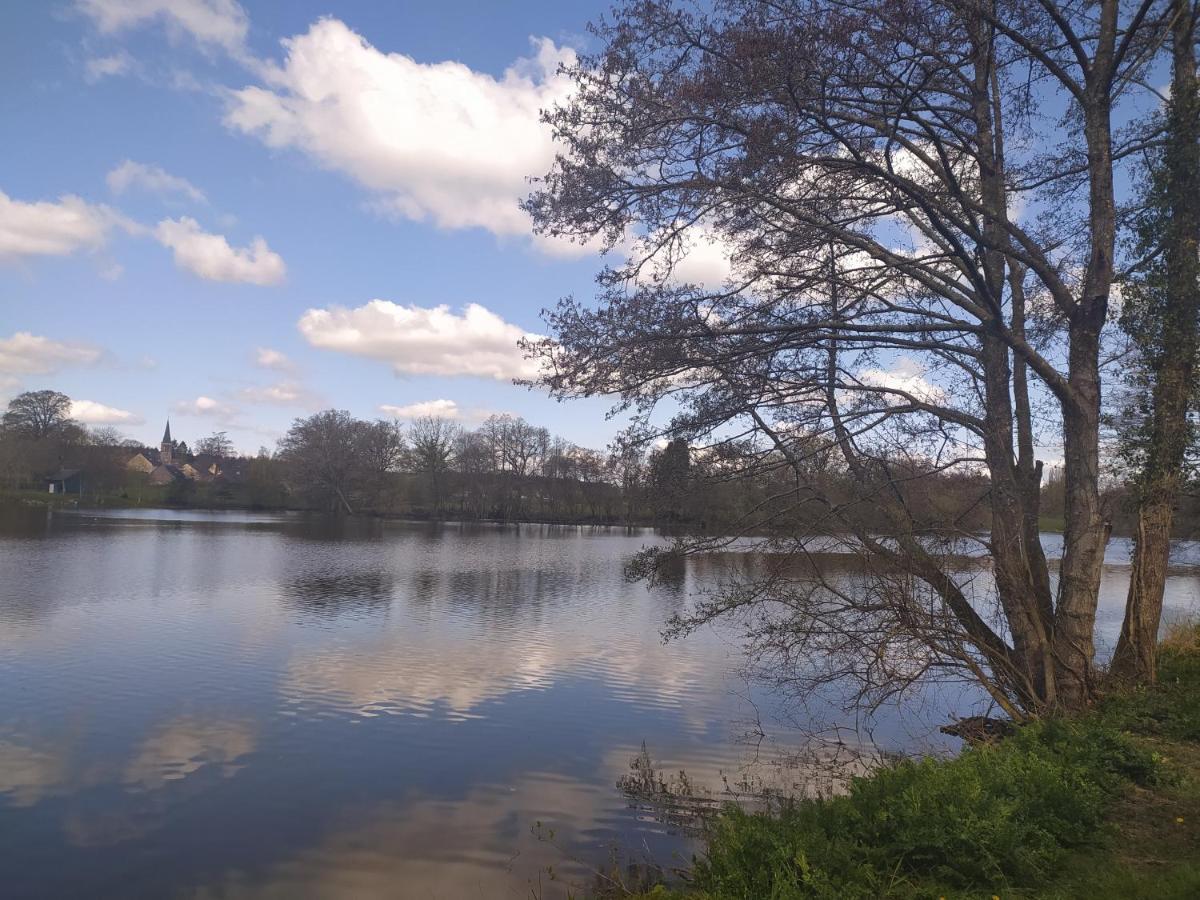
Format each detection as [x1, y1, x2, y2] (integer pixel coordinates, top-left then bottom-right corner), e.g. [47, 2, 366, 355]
[277, 410, 362, 513]
[86, 426, 127, 447]
[452, 429, 493, 517]
[195, 431, 235, 458]
[2, 390, 74, 439]
[359, 419, 407, 485]
[525, 0, 1177, 715]
[407, 416, 460, 515]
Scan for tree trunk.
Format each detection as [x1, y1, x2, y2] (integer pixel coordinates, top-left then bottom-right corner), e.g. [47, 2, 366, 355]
[1111, 2, 1200, 685]
[1053, 149, 1114, 706]
[1054, 378, 1109, 710]
[969, 21, 1056, 709]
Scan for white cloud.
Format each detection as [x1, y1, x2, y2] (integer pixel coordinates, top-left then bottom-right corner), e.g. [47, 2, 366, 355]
[670, 236, 734, 287]
[633, 226, 734, 288]
[254, 347, 290, 370]
[155, 216, 285, 285]
[0, 190, 128, 261]
[175, 395, 234, 417]
[298, 300, 539, 381]
[99, 261, 125, 280]
[224, 19, 573, 238]
[0, 332, 102, 375]
[857, 358, 946, 405]
[76, 0, 249, 55]
[84, 51, 134, 82]
[69, 399, 144, 425]
[107, 160, 206, 203]
[380, 399, 461, 420]
[238, 381, 312, 406]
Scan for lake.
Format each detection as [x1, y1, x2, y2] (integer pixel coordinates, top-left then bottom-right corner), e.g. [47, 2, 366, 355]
[1, 508, 1198, 898]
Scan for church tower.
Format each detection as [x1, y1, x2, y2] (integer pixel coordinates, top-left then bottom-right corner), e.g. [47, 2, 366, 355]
[161, 419, 173, 466]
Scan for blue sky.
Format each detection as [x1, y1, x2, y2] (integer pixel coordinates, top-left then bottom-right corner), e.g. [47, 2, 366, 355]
[0, 0, 634, 453]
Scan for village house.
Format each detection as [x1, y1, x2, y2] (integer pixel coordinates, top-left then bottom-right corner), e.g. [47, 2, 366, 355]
[126, 421, 224, 484]
[45, 468, 83, 494]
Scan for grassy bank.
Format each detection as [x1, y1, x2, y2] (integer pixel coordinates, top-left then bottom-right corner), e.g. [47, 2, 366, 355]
[619, 625, 1200, 899]
[0, 487, 289, 512]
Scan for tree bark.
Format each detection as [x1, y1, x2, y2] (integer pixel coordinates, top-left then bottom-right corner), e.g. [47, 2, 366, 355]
[969, 13, 1057, 708]
[1051, 2, 1120, 710]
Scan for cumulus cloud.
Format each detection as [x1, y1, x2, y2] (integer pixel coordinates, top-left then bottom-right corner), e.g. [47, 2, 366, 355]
[84, 51, 134, 82]
[857, 358, 946, 405]
[69, 399, 144, 425]
[629, 226, 735, 289]
[108, 160, 206, 203]
[254, 347, 291, 370]
[224, 19, 573, 238]
[155, 217, 285, 285]
[670, 237, 735, 287]
[238, 381, 313, 406]
[76, 0, 250, 55]
[174, 395, 234, 417]
[380, 398, 461, 420]
[298, 300, 539, 381]
[0, 190, 130, 261]
[0, 332, 102, 375]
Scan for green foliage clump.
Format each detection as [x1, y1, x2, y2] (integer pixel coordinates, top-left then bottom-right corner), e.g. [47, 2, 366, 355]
[1100, 624, 1200, 742]
[680, 720, 1158, 899]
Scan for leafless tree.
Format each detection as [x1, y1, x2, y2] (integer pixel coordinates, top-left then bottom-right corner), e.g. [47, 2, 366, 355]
[525, 0, 1180, 715]
[2, 390, 75, 439]
[276, 410, 362, 513]
[359, 419, 407, 481]
[407, 415, 460, 515]
[195, 431, 235, 459]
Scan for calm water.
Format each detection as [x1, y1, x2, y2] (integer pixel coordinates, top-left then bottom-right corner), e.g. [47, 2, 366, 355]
[1, 508, 1197, 899]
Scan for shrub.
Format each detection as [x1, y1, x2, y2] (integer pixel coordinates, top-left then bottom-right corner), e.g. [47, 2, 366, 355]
[688, 720, 1158, 898]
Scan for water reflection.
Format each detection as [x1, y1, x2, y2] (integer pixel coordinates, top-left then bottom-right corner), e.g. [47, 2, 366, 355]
[0, 740, 66, 807]
[123, 716, 256, 792]
[282, 567, 396, 620]
[0, 509, 1196, 898]
[191, 774, 616, 899]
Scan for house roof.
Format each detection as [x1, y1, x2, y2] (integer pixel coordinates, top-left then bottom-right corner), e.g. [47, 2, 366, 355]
[47, 469, 80, 480]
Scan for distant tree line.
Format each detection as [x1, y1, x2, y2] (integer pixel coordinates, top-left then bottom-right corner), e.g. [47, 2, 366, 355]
[272, 408, 1002, 529]
[5, 390, 1200, 537]
[0, 390, 990, 527]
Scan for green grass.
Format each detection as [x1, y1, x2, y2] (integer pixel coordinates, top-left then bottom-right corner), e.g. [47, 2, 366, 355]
[1036, 514, 1066, 533]
[619, 624, 1200, 900]
[0, 487, 168, 509]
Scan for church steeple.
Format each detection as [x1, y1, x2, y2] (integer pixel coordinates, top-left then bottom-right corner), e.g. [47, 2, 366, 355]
[161, 419, 173, 465]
